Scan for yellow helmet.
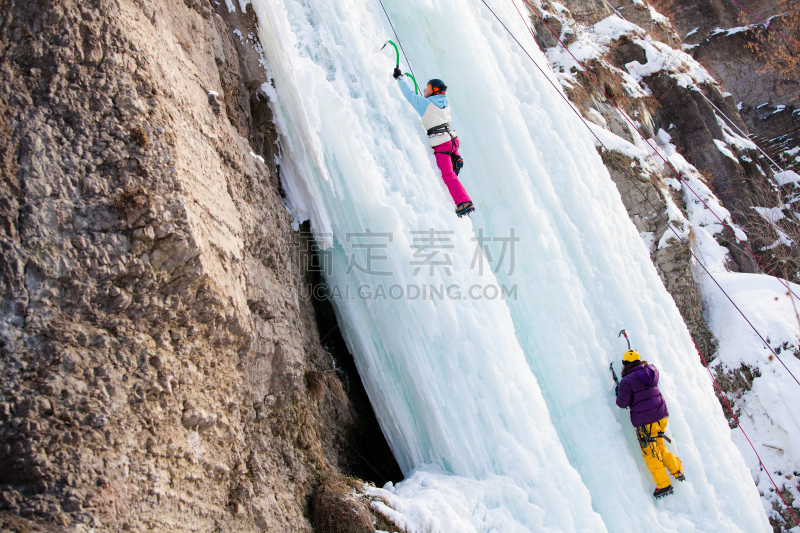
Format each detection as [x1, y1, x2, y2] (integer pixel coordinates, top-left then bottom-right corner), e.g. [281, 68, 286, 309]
[622, 350, 641, 363]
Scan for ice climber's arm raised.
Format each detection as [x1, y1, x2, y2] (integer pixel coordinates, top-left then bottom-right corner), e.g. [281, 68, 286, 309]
[397, 76, 429, 116]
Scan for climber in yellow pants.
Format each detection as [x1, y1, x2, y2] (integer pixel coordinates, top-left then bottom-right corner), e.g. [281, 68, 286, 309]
[638, 417, 683, 491]
[616, 347, 685, 498]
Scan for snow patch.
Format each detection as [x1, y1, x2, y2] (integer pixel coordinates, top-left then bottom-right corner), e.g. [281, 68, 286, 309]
[775, 170, 800, 186]
[713, 138, 737, 161]
[684, 27, 700, 39]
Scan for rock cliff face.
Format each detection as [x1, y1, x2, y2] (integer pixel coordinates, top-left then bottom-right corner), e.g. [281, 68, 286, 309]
[653, 0, 799, 171]
[0, 0, 398, 531]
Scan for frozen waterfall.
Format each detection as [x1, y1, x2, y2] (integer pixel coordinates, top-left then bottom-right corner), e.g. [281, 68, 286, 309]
[246, 0, 771, 530]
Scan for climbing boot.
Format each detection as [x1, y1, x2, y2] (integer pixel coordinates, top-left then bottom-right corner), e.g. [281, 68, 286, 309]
[673, 471, 685, 482]
[653, 485, 674, 499]
[456, 201, 475, 218]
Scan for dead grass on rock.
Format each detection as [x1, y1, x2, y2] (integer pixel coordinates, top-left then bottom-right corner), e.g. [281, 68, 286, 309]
[112, 185, 153, 217]
[131, 126, 149, 148]
[311, 475, 376, 533]
[307, 370, 326, 399]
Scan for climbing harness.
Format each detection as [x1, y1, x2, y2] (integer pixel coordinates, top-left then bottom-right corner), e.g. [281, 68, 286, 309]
[477, 0, 800, 522]
[428, 124, 465, 175]
[636, 424, 672, 448]
[426, 123, 453, 138]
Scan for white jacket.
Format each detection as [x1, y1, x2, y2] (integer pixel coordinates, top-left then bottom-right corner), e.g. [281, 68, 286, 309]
[422, 103, 456, 147]
[398, 77, 457, 147]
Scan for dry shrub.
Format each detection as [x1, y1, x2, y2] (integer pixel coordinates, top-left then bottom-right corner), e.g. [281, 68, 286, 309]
[131, 127, 149, 149]
[311, 475, 375, 533]
[307, 370, 326, 399]
[738, 1, 800, 87]
[112, 185, 152, 215]
[734, 173, 800, 283]
[307, 369, 351, 418]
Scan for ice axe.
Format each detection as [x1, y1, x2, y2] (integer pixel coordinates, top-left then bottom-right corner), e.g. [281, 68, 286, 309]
[618, 329, 631, 350]
[610, 329, 630, 396]
[609, 361, 619, 396]
[381, 40, 419, 94]
[381, 40, 400, 68]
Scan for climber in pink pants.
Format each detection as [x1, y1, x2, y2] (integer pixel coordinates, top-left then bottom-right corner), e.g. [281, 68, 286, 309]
[393, 70, 475, 218]
[433, 138, 471, 206]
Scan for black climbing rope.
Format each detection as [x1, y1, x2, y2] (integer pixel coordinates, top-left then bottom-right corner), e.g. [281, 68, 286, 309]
[377, 0, 417, 79]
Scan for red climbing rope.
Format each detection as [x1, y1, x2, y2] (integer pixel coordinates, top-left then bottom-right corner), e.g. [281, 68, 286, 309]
[474, 0, 800, 523]
[519, 0, 800, 304]
[691, 336, 800, 527]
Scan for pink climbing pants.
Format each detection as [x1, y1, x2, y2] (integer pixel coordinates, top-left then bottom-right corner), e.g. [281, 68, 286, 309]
[433, 138, 471, 206]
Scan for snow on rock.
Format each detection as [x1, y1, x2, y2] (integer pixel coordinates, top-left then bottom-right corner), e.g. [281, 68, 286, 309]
[776, 170, 800, 186]
[702, 272, 800, 520]
[713, 112, 758, 152]
[590, 15, 644, 44]
[708, 26, 751, 38]
[648, 6, 670, 26]
[625, 37, 716, 88]
[653, 130, 744, 240]
[545, 14, 716, 97]
[714, 138, 737, 161]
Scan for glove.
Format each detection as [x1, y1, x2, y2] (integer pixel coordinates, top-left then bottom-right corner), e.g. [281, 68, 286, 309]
[393, 67, 402, 79]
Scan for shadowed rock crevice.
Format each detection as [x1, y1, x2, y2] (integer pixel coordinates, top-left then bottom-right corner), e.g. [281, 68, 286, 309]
[298, 224, 403, 487]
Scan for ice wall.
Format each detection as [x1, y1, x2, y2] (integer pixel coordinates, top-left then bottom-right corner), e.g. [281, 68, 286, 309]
[248, 0, 771, 530]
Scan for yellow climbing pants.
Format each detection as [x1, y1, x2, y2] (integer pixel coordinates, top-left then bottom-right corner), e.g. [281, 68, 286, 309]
[639, 417, 683, 489]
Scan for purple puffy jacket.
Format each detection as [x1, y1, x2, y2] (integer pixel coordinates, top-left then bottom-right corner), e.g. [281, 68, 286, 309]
[616, 361, 669, 427]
